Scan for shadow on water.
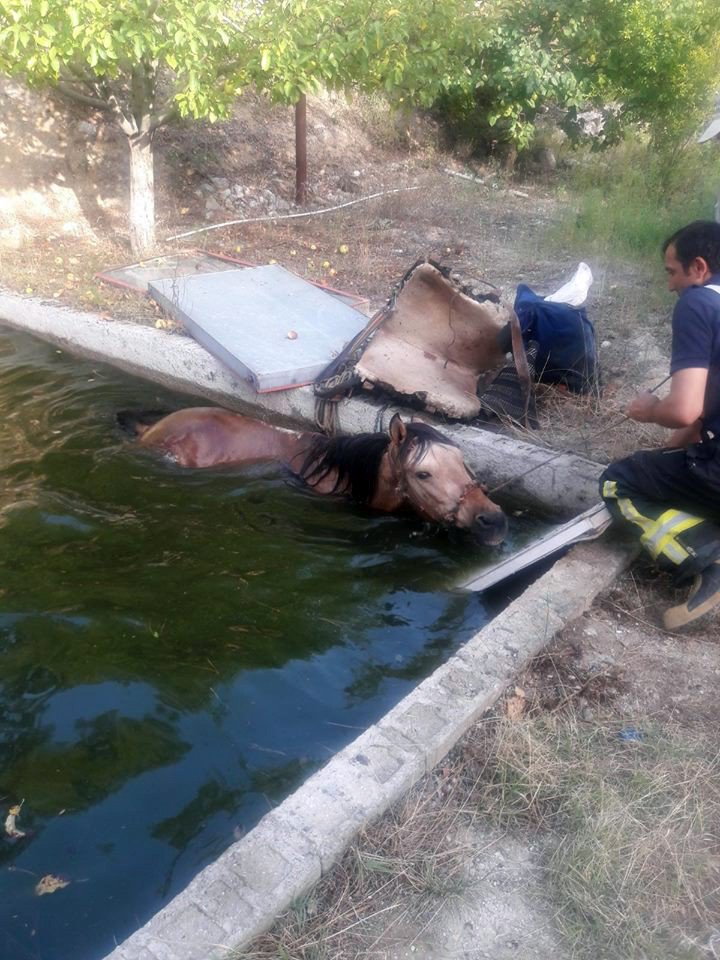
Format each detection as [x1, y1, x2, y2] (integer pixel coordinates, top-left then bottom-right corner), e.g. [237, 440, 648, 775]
[0, 328, 546, 960]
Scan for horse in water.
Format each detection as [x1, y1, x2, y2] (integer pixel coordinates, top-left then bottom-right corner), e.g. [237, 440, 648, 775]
[118, 408, 508, 545]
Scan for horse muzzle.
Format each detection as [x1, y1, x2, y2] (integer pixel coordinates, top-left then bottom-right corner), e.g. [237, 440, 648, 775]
[449, 483, 508, 545]
[469, 508, 508, 546]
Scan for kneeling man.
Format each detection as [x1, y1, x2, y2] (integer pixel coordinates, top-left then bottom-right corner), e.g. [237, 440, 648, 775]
[600, 220, 720, 629]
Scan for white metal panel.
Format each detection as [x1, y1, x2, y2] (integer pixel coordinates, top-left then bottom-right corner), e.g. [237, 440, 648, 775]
[149, 265, 368, 392]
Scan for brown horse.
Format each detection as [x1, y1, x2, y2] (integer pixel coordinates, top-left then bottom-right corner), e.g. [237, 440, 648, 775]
[118, 408, 508, 545]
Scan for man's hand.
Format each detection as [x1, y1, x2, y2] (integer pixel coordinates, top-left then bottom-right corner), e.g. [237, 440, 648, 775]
[627, 391, 660, 422]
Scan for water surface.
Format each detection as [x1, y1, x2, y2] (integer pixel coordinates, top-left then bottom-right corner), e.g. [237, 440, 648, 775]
[0, 328, 540, 959]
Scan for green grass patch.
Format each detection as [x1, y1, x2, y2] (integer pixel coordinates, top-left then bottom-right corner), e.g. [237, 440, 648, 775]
[552, 139, 720, 264]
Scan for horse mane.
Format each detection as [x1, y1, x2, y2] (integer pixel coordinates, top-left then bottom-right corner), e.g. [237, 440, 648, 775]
[298, 421, 457, 504]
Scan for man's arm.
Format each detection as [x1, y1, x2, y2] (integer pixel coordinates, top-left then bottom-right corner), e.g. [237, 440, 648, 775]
[667, 421, 703, 447]
[626, 367, 708, 429]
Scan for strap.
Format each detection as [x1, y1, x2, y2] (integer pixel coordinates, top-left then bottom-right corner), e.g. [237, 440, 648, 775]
[706, 284, 720, 295]
[508, 308, 532, 427]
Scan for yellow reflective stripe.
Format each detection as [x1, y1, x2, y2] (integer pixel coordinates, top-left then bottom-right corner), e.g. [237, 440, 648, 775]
[614, 496, 674, 560]
[602, 480, 618, 499]
[640, 508, 696, 563]
[653, 514, 703, 563]
[614, 500, 701, 565]
[615, 495, 653, 533]
[603, 481, 709, 566]
[662, 514, 704, 536]
[652, 509, 702, 541]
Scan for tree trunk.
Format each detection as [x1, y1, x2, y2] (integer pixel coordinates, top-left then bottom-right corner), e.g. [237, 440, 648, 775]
[128, 130, 156, 257]
[295, 95, 307, 206]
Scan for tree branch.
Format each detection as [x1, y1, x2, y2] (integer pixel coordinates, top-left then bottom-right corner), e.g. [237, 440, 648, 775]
[105, 94, 137, 135]
[149, 103, 180, 132]
[55, 81, 112, 111]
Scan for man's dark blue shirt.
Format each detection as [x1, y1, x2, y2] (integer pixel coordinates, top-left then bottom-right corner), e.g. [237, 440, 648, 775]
[670, 273, 720, 434]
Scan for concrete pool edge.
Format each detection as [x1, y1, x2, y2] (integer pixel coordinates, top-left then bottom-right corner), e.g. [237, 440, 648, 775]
[104, 535, 631, 960]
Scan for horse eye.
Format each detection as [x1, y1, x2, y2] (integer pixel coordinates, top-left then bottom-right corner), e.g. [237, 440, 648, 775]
[416, 470, 432, 480]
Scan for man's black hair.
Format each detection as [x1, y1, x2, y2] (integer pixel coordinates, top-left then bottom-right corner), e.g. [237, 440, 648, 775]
[663, 220, 720, 273]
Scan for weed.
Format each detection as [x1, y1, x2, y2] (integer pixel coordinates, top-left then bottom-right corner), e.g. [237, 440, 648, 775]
[242, 776, 474, 959]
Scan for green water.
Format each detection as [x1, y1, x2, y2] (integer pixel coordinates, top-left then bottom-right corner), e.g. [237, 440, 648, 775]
[0, 328, 540, 960]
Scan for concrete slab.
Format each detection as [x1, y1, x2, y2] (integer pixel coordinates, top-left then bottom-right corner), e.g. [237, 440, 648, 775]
[148, 265, 368, 392]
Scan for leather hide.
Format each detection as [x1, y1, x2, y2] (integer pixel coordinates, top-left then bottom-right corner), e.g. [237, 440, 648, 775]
[354, 261, 512, 419]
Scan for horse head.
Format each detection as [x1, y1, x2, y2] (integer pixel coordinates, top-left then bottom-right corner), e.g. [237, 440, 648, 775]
[387, 414, 508, 546]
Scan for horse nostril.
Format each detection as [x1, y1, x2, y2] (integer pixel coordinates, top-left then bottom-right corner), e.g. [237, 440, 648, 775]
[475, 511, 508, 534]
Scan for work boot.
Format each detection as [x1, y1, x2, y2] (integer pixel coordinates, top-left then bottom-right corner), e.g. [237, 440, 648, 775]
[664, 559, 720, 630]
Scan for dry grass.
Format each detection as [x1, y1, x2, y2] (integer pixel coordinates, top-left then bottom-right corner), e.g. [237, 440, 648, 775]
[239, 688, 720, 960]
[462, 714, 720, 959]
[0, 234, 161, 324]
[499, 383, 669, 465]
[242, 772, 475, 960]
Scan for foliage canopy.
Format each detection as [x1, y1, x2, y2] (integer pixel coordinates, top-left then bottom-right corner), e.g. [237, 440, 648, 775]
[0, 0, 718, 251]
[436, 0, 720, 152]
[0, 0, 254, 128]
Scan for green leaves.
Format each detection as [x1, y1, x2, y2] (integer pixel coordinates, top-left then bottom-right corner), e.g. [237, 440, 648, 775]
[242, 0, 476, 106]
[431, 0, 719, 153]
[1, 0, 714, 158]
[0, 0, 253, 123]
[507, 0, 720, 144]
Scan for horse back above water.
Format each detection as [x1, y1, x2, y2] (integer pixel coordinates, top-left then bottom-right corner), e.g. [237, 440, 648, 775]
[118, 407, 508, 546]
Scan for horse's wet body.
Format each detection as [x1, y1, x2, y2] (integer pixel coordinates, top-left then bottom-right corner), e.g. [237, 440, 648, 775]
[127, 407, 507, 545]
[137, 408, 308, 469]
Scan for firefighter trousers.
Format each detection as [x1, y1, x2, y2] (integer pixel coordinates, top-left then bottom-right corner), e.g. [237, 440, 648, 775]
[599, 438, 720, 580]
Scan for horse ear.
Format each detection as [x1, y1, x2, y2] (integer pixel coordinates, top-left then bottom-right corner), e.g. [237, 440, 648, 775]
[388, 413, 407, 447]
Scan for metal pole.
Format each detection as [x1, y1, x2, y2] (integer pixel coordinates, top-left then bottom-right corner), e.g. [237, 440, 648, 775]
[295, 95, 307, 206]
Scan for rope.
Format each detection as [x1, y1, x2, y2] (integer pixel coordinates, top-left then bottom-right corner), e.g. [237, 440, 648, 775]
[487, 374, 672, 495]
[165, 186, 422, 242]
[373, 403, 392, 433]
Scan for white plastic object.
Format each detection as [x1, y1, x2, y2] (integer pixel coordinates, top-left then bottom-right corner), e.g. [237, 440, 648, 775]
[544, 261, 594, 307]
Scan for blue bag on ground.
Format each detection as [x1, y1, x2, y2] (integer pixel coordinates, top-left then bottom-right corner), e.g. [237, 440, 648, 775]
[514, 284, 599, 394]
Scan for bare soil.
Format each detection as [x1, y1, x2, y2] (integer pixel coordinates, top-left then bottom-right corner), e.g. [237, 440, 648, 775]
[2, 78, 719, 959]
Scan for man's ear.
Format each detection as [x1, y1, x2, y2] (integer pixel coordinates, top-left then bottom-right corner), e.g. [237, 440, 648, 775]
[388, 413, 407, 447]
[690, 256, 712, 282]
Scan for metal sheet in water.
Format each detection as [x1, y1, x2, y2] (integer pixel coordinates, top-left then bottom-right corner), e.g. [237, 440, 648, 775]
[457, 503, 612, 592]
[148, 265, 368, 392]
